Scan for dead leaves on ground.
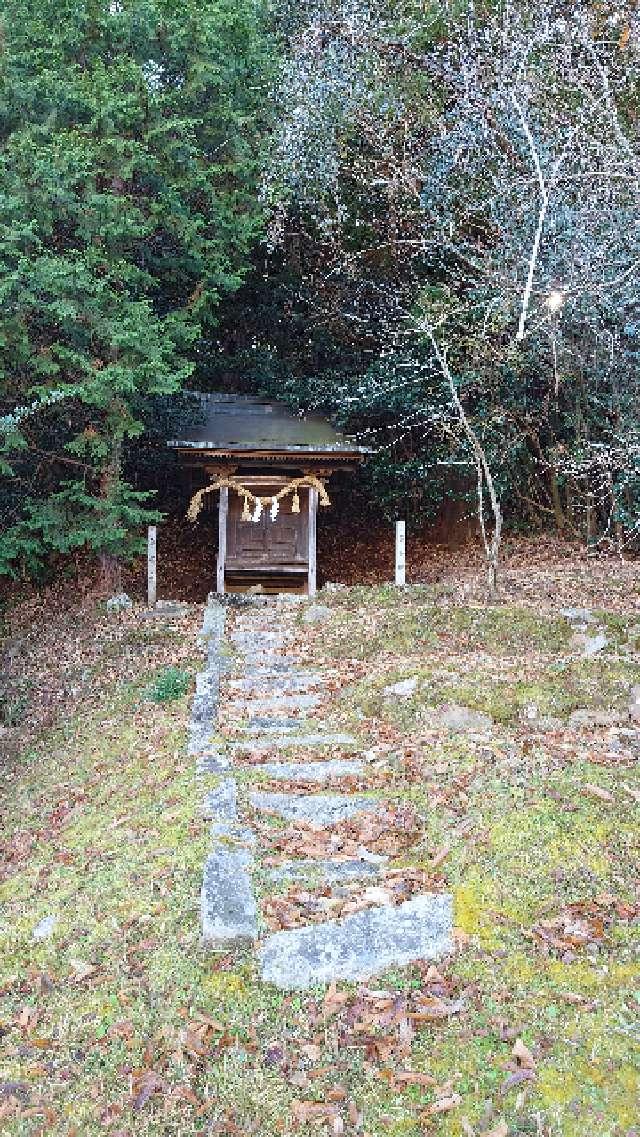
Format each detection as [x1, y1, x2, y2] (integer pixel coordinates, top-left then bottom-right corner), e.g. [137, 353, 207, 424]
[283, 971, 467, 1133]
[262, 867, 447, 931]
[258, 803, 425, 863]
[531, 895, 639, 960]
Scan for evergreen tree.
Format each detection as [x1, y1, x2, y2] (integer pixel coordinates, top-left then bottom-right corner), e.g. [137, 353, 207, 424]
[0, 0, 270, 581]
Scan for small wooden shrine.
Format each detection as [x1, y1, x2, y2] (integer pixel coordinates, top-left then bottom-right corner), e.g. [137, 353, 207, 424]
[168, 393, 368, 595]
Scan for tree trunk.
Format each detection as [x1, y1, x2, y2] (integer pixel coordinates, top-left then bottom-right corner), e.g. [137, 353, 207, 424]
[99, 551, 122, 594]
[98, 434, 122, 595]
[548, 465, 566, 532]
[426, 328, 503, 597]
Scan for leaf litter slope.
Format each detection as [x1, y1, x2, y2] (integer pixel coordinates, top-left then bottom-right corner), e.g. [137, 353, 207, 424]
[0, 560, 639, 1136]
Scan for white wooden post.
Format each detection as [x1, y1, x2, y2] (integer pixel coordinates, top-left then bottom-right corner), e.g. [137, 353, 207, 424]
[395, 519, 406, 586]
[307, 487, 318, 598]
[147, 525, 157, 607]
[217, 487, 228, 595]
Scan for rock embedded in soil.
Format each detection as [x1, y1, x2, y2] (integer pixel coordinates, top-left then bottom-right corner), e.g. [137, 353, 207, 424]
[32, 914, 57, 940]
[629, 686, 640, 723]
[582, 631, 608, 657]
[106, 592, 133, 611]
[240, 693, 321, 713]
[437, 705, 493, 733]
[195, 750, 231, 774]
[201, 849, 257, 946]
[249, 791, 378, 826]
[245, 717, 303, 731]
[229, 673, 322, 693]
[242, 660, 296, 676]
[302, 604, 332, 623]
[568, 708, 624, 729]
[383, 677, 418, 698]
[561, 607, 595, 625]
[258, 893, 453, 989]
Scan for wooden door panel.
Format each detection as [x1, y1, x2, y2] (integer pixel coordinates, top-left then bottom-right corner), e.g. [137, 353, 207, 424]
[227, 487, 308, 567]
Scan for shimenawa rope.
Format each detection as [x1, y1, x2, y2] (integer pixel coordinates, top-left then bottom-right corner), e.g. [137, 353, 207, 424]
[186, 475, 330, 523]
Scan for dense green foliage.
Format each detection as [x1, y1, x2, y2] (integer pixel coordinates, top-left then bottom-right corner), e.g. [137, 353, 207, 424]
[213, 0, 640, 546]
[1, 0, 639, 581]
[0, 0, 270, 578]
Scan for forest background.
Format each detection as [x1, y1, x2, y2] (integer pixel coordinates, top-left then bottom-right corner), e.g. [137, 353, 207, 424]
[0, 0, 638, 583]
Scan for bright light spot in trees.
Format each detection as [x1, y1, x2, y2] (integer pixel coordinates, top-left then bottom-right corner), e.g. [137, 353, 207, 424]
[545, 290, 566, 314]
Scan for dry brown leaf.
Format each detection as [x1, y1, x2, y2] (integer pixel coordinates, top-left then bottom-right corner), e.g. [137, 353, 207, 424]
[430, 844, 451, 869]
[481, 1124, 509, 1137]
[426, 1093, 461, 1114]
[424, 965, 446, 985]
[512, 1038, 536, 1069]
[582, 783, 613, 804]
[299, 1043, 322, 1061]
[17, 1007, 38, 1031]
[326, 1087, 347, 1102]
[291, 1100, 339, 1123]
[347, 1100, 361, 1126]
[69, 959, 97, 982]
[323, 982, 349, 1017]
[394, 1070, 438, 1087]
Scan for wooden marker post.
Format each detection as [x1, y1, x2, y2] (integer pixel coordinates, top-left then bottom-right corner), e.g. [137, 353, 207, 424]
[307, 487, 318, 598]
[395, 520, 406, 586]
[147, 525, 157, 607]
[217, 486, 228, 595]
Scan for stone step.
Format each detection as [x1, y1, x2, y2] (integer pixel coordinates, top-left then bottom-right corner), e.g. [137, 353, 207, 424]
[246, 717, 305, 731]
[230, 636, 289, 651]
[249, 791, 378, 826]
[230, 632, 287, 641]
[201, 848, 257, 947]
[195, 751, 231, 775]
[260, 759, 365, 783]
[238, 693, 321, 713]
[264, 855, 387, 885]
[242, 661, 298, 676]
[202, 778, 237, 820]
[258, 893, 453, 989]
[228, 732, 356, 752]
[236, 719, 320, 737]
[228, 674, 323, 693]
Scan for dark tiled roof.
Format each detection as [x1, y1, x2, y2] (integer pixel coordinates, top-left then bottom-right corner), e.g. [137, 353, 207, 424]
[167, 393, 369, 455]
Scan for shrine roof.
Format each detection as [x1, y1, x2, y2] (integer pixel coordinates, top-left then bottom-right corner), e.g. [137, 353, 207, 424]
[167, 392, 370, 456]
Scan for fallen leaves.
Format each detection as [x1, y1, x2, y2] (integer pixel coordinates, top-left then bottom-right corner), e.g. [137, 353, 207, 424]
[429, 844, 452, 869]
[131, 1069, 166, 1112]
[69, 959, 98, 983]
[393, 1070, 437, 1088]
[511, 1037, 535, 1069]
[258, 802, 425, 864]
[261, 867, 444, 930]
[531, 896, 638, 959]
[423, 1089, 462, 1114]
[581, 783, 614, 804]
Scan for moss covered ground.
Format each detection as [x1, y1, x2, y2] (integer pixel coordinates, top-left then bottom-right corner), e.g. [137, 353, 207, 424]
[0, 568, 638, 1136]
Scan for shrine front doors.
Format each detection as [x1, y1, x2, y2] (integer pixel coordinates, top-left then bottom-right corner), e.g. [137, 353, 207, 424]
[226, 485, 309, 569]
[216, 477, 318, 594]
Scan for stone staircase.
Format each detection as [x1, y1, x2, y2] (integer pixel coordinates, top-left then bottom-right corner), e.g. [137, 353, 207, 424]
[192, 597, 452, 990]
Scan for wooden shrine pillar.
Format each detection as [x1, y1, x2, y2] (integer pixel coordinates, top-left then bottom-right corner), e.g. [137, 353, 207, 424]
[307, 486, 318, 597]
[217, 486, 228, 594]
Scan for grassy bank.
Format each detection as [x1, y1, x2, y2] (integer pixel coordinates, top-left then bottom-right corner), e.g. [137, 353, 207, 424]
[1, 570, 639, 1135]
